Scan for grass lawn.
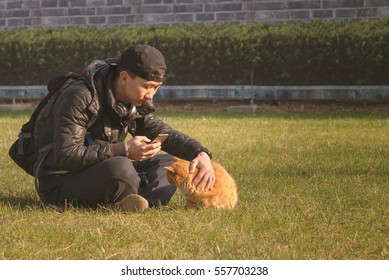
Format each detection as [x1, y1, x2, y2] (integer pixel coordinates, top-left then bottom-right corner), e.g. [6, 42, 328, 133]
[0, 103, 388, 260]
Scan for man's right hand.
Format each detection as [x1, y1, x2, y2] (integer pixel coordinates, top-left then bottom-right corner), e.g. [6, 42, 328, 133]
[126, 136, 162, 161]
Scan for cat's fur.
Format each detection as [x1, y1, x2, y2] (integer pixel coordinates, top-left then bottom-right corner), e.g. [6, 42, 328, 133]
[165, 157, 238, 209]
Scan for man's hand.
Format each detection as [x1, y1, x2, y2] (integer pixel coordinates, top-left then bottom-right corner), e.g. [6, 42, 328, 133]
[190, 152, 215, 192]
[126, 136, 161, 161]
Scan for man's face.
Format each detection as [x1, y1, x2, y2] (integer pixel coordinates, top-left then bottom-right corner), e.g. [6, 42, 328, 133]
[115, 71, 162, 106]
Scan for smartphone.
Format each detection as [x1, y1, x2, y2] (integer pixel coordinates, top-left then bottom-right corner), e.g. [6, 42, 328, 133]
[149, 134, 169, 144]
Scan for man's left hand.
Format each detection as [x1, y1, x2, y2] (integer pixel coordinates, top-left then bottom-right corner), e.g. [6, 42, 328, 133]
[190, 152, 215, 191]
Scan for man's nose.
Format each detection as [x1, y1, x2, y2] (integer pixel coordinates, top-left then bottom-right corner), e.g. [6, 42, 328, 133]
[144, 91, 155, 100]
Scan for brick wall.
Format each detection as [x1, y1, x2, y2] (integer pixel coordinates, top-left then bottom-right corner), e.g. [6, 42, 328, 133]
[0, 0, 389, 29]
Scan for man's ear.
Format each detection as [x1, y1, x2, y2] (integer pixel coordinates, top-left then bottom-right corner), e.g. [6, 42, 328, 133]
[119, 70, 128, 83]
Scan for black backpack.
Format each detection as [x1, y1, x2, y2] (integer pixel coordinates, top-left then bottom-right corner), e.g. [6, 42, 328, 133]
[8, 72, 86, 177]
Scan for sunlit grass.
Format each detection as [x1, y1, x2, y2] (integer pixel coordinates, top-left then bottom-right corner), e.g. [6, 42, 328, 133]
[0, 107, 388, 260]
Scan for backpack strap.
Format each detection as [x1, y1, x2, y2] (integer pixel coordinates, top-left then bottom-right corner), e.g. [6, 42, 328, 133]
[38, 143, 54, 154]
[35, 143, 54, 178]
[34, 143, 54, 202]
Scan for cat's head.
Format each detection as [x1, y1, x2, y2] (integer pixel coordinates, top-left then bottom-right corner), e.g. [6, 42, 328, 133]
[164, 157, 197, 192]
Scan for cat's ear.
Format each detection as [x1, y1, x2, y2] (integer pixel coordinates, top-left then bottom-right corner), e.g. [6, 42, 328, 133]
[164, 166, 175, 172]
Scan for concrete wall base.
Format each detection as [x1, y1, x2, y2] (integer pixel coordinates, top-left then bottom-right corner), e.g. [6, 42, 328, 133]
[1, 85, 389, 103]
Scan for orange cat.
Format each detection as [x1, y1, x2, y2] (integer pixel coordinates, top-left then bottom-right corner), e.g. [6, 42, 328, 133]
[165, 157, 238, 209]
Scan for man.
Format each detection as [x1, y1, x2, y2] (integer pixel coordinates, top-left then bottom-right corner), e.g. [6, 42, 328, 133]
[35, 44, 215, 212]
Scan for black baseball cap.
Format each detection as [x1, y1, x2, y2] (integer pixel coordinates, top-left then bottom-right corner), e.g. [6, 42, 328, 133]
[106, 44, 167, 82]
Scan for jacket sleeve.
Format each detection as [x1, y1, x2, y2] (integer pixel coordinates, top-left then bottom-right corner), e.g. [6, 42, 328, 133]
[135, 113, 207, 161]
[51, 85, 127, 172]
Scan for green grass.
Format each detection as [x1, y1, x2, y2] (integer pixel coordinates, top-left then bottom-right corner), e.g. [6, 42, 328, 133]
[0, 107, 388, 260]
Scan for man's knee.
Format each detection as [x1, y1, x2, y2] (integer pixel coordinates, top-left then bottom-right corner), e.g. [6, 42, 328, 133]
[104, 157, 137, 180]
[156, 154, 173, 166]
[103, 157, 140, 201]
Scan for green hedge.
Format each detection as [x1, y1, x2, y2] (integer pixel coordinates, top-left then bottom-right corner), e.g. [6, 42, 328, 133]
[1, 20, 389, 86]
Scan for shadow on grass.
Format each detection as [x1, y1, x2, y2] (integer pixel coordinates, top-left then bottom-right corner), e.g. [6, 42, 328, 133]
[0, 193, 44, 211]
[0, 193, 100, 213]
[0, 193, 175, 213]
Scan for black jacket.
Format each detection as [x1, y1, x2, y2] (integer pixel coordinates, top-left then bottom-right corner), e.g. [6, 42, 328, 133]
[35, 60, 207, 177]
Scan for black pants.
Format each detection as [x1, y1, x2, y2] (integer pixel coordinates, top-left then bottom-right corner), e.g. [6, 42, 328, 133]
[37, 154, 176, 208]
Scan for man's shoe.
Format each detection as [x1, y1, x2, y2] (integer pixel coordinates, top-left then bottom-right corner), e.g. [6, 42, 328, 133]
[115, 194, 149, 213]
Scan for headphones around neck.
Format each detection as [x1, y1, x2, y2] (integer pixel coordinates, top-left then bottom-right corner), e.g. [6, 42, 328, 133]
[115, 101, 137, 120]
